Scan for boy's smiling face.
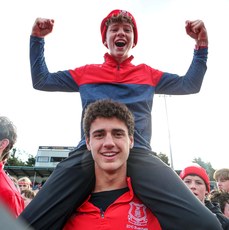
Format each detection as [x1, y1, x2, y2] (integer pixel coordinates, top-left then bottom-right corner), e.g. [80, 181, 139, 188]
[105, 22, 134, 63]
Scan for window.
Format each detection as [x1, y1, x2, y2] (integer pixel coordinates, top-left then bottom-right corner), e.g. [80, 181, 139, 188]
[37, 156, 49, 163]
[50, 157, 66, 163]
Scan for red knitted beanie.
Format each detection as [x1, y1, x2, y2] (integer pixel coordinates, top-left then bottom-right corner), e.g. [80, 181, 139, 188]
[100, 9, 138, 47]
[180, 165, 210, 192]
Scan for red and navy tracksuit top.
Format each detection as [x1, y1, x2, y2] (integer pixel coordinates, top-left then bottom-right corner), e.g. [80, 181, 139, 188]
[30, 36, 207, 151]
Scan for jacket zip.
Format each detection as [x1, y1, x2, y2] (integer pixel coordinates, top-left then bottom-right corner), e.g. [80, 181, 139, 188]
[100, 208, 105, 218]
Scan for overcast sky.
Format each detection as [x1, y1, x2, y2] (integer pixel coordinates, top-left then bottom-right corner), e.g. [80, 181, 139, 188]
[1, 0, 229, 170]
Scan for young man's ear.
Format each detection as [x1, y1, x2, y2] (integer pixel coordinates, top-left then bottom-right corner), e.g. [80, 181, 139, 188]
[86, 137, 91, 151]
[130, 136, 134, 149]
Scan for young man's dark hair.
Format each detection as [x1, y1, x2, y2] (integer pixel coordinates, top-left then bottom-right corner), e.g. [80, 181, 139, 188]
[83, 99, 134, 138]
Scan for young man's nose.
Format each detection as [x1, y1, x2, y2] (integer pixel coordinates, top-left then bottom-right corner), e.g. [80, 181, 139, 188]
[103, 134, 115, 147]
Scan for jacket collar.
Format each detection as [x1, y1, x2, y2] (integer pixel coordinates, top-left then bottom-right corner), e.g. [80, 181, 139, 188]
[103, 53, 134, 67]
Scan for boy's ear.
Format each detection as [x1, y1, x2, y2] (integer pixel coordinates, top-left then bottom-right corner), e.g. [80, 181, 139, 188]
[104, 41, 108, 48]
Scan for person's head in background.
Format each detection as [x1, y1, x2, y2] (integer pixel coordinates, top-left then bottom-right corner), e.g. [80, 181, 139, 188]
[180, 164, 210, 203]
[213, 168, 229, 192]
[209, 190, 229, 218]
[0, 116, 17, 163]
[21, 189, 36, 207]
[18, 177, 32, 192]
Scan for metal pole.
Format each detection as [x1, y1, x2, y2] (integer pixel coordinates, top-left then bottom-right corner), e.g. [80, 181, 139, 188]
[163, 95, 174, 169]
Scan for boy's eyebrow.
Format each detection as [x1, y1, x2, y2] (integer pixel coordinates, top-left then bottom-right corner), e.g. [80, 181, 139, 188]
[109, 23, 132, 27]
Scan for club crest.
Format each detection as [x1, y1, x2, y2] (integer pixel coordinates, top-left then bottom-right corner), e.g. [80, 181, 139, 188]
[128, 202, 148, 226]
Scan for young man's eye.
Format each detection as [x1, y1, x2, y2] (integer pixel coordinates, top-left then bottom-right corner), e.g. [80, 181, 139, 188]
[93, 133, 104, 139]
[114, 132, 125, 138]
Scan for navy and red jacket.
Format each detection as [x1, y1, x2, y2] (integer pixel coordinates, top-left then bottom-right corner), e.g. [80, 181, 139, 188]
[30, 36, 208, 151]
[63, 177, 162, 230]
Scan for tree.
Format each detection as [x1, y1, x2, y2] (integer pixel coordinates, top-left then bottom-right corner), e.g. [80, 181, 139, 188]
[6, 147, 33, 166]
[192, 157, 215, 180]
[7, 149, 25, 166]
[25, 155, 36, 167]
[153, 152, 170, 166]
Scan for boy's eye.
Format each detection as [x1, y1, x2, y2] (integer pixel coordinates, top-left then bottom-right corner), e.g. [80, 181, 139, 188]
[124, 28, 131, 32]
[110, 28, 118, 32]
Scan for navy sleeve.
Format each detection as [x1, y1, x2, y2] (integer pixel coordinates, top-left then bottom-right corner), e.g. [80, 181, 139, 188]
[30, 36, 79, 92]
[155, 48, 208, 95]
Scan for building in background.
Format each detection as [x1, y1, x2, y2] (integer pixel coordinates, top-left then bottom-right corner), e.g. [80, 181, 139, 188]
[35, 146, 75, 168]
[4, 146, 75, 187]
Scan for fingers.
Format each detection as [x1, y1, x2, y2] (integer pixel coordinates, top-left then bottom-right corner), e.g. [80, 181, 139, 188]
[32, 18, 55, 38]
[186, 20, 204, 33]
[36, 18, 54, 30]
[185, 20, 208, 46]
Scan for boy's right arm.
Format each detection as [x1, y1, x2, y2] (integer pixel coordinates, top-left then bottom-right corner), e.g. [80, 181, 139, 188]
[30, 36, 78, 92]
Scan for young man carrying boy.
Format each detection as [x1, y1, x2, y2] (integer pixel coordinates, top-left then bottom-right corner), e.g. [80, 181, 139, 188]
[20, 9, 222, 230]
[64, 99, 162, 229]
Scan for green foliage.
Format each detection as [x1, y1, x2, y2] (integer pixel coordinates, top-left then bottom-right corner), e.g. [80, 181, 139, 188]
[192, 157, 215, 180]
[7, 155, 26, 166]
[26, 155, 35, 166]
[6, 148, 35, 167]
[154, 152, 170, 166]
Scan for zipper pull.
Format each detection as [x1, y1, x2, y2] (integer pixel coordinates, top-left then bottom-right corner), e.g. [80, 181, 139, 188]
[100, 208, 105, 218]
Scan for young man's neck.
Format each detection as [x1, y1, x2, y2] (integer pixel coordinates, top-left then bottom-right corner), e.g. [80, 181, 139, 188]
[93, 167, 127, 192]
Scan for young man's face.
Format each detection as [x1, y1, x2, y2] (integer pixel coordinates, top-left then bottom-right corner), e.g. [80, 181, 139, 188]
[106, 22, 134, 63]
[183, 175, 208, 203]
[86, 117, 133, 174]
[216, 178, 229, 192]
